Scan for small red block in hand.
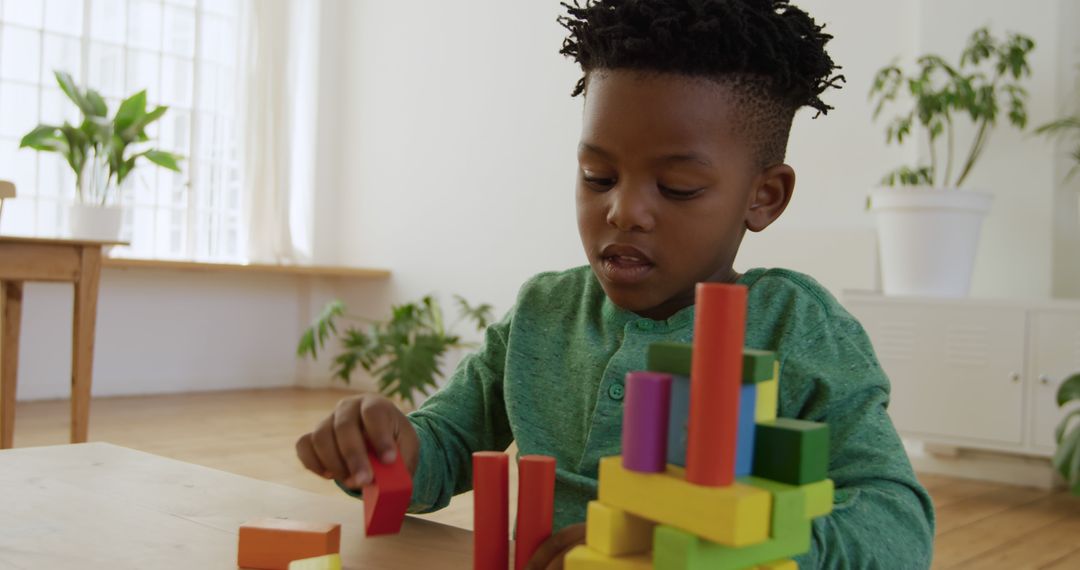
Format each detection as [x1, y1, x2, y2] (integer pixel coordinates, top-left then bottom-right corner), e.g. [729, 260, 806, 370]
[362, 447, 413, 536]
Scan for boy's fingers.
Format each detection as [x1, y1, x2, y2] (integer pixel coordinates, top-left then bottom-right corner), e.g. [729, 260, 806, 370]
[295, 433, 331, 478]
[525, 524, 586, 570]
[311, 415, 352, 483]
[332, 400, 372, 487]
[359, 397, 401, 464]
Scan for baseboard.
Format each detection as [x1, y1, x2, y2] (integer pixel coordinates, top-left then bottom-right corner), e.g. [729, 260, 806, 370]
[907, 443, 1060, 489]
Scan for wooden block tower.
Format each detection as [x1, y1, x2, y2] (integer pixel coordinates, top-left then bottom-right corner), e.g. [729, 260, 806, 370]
[564, 283, 835, 570]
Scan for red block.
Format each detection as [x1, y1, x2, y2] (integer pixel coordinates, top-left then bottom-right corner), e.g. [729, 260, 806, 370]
[686, 283, 747, 487]
[473, 452, 509, 570]
[514, 455, 556, 570]
[361, 446, 413, 536]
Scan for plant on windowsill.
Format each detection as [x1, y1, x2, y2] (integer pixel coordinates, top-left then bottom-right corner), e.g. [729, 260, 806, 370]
[19, 70, 183, 240]
[297, 295, 494, 409]
[1054, 373, 1080, 495]
[867, 28, 1035, 298]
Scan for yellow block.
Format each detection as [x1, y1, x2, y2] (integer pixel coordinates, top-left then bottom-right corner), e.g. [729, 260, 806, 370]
[288, 553, 342, 570]
[803, 478, 834, 519]
[586, 501, 655, 556]
[597, 456, 770, 547]
[565, 545, 653, 570]
[755, 362, 780, 422]
[758, 559, 798, 569]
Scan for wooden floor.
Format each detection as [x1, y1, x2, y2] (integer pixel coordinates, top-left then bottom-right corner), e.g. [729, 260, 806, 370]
[9, 387, 1080, 568]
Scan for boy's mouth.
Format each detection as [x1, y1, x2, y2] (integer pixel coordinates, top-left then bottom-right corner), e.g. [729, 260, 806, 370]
[599, 244, 654, 284]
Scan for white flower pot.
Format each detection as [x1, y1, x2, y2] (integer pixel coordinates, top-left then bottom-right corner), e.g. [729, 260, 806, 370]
[869, 187, 992, 298]
[68, 203, 123, 241]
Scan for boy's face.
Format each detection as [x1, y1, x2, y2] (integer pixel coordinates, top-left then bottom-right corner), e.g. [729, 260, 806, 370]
[576, 70, 794, 320]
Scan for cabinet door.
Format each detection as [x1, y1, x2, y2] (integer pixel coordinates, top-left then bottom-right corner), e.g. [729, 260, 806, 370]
[1028, 310, 1080, 453]
[847, 300, 1027, 445]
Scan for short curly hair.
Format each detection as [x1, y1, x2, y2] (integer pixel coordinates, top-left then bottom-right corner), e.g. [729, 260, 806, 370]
[558, 0, 843, 166]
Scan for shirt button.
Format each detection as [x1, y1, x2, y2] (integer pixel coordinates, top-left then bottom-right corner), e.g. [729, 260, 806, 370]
[608, 382, 625, 401]
[635, 320, 654, 331]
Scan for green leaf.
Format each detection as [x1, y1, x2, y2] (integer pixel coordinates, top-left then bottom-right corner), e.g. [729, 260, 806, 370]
[1058, 374, 1080, 407]
[454, 295, 494, 331]
[1056, 408, 1080, 444]
[85, 89, 108, 117]
[1053, 424, 1080, 494]
[19, 124, 66, 152]
[115, 90, 147, 133]
[121, 105, 168, 141]
[143, 149, 182, 172]
[54, 70, 96, 117]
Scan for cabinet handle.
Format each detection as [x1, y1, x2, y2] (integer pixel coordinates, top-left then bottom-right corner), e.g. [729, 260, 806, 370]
[1010, 372, 1021, 383]
[1040, 374, 1053, 386]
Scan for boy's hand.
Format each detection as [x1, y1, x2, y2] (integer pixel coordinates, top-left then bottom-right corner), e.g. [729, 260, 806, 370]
[525, 523, 586, 570]
[295, 394, 420, 489]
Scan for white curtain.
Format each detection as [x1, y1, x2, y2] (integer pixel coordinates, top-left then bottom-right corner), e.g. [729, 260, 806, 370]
[240, 0, 320, 263]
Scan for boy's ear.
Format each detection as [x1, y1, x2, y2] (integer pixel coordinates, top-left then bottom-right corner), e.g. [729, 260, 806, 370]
[745, 164, 795, 233]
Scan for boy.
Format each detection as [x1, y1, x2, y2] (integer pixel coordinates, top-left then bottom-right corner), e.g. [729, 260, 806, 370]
[295, 0, 935, 568]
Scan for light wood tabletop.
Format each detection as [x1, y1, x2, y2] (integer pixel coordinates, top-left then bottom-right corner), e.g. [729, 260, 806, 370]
[0, 442, 474, 569]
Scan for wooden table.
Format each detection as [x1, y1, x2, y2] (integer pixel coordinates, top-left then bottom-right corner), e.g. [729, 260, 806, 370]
[0, 442, 473, 569]
[0, 235, 124, 449]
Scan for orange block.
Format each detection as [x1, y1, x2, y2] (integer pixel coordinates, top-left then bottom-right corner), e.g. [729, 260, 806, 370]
[238, 518, 341, 570]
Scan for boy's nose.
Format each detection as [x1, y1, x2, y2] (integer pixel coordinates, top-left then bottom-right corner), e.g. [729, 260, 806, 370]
[605, 185, 657, 233]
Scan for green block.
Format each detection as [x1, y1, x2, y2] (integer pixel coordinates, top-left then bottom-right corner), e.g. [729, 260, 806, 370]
[803, 478, 834, 519]
[740, 476, 806, 537]
[653, 520, 812, 570]
[742, 349, 776, 384]
[647, 343, 775, 385]
[752, 418, 829, 485]
[648, 342, 692, 376]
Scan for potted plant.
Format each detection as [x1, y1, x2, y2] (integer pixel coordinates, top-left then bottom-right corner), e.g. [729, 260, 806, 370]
[1054, 373, 1080, 495]
[19, 71, 182, 240]
[297, 294, 494, 408]
[868, 28, 1035, 297]
[1036, 114, 1080, 179]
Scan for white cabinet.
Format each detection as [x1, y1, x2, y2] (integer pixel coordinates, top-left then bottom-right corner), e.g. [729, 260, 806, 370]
[844, 293, 1080, 457]
[1028, 311, 1080, 453]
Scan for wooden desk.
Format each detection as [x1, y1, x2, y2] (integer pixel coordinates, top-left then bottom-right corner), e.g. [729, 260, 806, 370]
[0, 235, 125, 448]
[0, 442, 473, 569]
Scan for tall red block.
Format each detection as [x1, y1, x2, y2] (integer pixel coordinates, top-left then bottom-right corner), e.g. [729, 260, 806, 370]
[514, 455, 557, 570]
[686, 283, 747, 487]
[361, 446, 412, 536]
[621, 371, 673, 473]
[473, 452, 509, 570]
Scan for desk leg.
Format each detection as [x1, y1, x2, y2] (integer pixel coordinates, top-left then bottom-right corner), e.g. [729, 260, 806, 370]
[1, 280, 23, 449]
[71, 247, 102, 444]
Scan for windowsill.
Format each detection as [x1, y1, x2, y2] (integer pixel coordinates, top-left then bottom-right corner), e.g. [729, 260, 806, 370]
[102, 257, 392, 279]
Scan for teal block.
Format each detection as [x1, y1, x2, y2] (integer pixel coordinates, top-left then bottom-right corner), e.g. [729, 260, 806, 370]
[666, 374, 690, 467]
[753, 418, 829, 485]
[742, 349, 776, 384]
[653, 519, 812, 570]
[735, 384, 757, 476]
[739, 476, 806, 537]
[648, 342, 692, 377]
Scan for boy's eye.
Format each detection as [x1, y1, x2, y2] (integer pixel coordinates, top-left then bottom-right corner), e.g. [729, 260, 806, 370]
[582, 174, 616, 189]
[660, 185, 705, 199]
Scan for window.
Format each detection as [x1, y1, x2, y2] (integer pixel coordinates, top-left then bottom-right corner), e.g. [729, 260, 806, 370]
[0, 0, 243, 261]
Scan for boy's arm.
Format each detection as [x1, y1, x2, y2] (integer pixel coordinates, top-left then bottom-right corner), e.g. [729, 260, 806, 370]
[404, 311, 515, 513]
[785, 319, 935, 570]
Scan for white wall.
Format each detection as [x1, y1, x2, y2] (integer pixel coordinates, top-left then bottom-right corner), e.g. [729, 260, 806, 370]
[331, 0, 1077, 308]
[8, 0, 1077, 402]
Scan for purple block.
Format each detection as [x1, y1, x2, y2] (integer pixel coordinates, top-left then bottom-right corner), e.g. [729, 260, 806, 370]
[622, 371, 673, 473]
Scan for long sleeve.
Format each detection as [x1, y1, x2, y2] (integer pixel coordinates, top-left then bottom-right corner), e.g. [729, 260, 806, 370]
[405, 310, 515, 513]
[782, 316, 936, 569]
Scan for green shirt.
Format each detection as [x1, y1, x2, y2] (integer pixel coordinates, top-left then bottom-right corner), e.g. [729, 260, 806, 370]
[400, 266, 934, 568]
